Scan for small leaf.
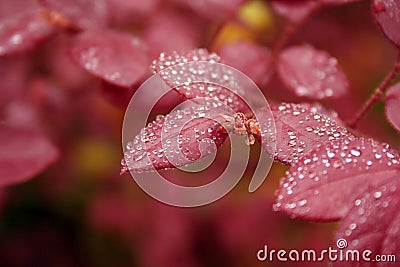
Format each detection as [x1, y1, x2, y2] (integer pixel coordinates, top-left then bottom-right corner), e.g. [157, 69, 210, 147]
[70, 29, 150, 87]
[267, 103, 352, 165]
[334, 177, 400, 267]
[0, 125, 59, 187]
[218, 41, 271, 86]
[0, 8, 53, 56]
[122, 100, 229, 173]
[274, 137, 400, 221]
[372, 0, 400, 47]
[151, 49, 250, 112]
[385, 81, 400, 132]
[278, 45, 349, 100]
[41, 0, 109, 29]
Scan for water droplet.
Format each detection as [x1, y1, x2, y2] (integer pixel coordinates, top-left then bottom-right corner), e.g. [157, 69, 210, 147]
[373, 191, 382, 199]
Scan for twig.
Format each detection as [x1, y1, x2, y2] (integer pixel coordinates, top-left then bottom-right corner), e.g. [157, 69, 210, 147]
[347, 52, 400, 128]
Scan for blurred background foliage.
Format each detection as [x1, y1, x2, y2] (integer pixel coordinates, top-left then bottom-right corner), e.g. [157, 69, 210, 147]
[0, 0, 398, 266]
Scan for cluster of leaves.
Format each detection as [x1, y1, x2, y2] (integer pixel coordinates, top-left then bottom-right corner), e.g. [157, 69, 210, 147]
[1, 0, 400, 266]
[121, 0, 400, 265]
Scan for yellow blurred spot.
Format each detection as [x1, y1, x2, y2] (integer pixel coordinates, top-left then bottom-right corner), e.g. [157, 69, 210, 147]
[238, 0, 274, 32]
[211, 22, 254, 50]
[72, 138, 118, 178]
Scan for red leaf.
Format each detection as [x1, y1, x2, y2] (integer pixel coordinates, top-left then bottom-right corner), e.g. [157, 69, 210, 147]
[70, 29, 150, 87]
[270, 1, 319, 23]
[0, 8, 53, 56]
[385, 81, 400, 132]
[122, 101, 229, 173]
[41, 0, 109, 29]
[0, 125, 59, 187]
[278, 45, 349, 100]
[142, 9, 202, 58]
[268, 103, 352, 165]
[274, 137, 400, 221]
[150, 49, 250, 113]
[334, 177, 400, 267]
[218, 41, 271, 86]
[373, 0, 400, 47]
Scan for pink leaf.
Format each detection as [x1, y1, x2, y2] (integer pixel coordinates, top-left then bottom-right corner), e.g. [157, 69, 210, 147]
[70, 29, 150, 87]
[268, 103, 352, 165]
[334, 177, 400, 267]
[278, 45, 349, 100]
[270, 1, 319, 23]
[218, 41, 271, 86]
[0, 125, 59, 187]
[373, 0, 400, 47]
[274, 137, 400, 221]
[150, 49, 250, 113]
[385, 81, 400, 132]
[142, 9, 202, 58]
[0, 8, 53, 56]
[122, 101, 229, 173]
[40, 0, 109, 29]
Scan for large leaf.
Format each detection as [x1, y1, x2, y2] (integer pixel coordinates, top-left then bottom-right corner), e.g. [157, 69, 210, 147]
[267, 103, 352, 165]
[274, 137, 400, 221]
[122, 101, 229, 173]
[334, 177, 400, 267]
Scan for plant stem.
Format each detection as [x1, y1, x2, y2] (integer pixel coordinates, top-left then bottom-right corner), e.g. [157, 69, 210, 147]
[347, 52, 400, 128]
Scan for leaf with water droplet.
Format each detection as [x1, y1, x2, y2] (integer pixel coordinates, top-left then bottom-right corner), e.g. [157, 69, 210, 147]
[334, 177, 400, 267]
[275, 137, 400, 221]
[372, 0, 400, 47]
[265, 103, 352, 165]
[278, 45, 349, 100]
[121, 100, 229, 173]
[385, 81, 400, 133]
[0, 8, 54, 56]
[70, 29, 150, 87]
[0, 125, 59, 187]
[150, 49, 250, 112]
